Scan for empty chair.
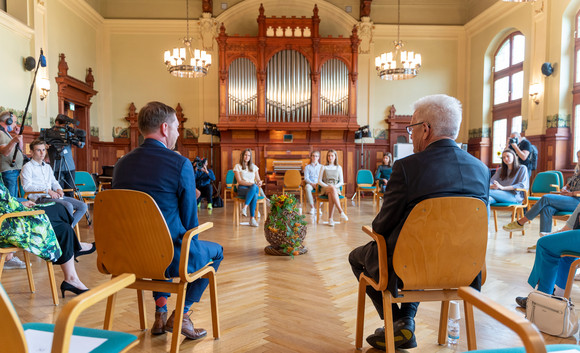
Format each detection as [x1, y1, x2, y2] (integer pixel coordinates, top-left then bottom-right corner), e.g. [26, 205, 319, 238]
[282, 170, 303, 207]
[223, 169, 234, 207]
[355, 169, 377, 206]
[0, 273, 138, 353]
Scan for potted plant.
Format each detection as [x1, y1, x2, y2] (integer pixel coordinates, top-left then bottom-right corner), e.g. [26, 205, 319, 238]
[264, 193, 307, 256]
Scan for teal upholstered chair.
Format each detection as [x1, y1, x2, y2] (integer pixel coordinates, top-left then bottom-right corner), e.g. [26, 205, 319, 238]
[223, 169, 235, 208]
[355, 169, 377, 206]
[459, 286, 580, 353]
[74, 171, 97, 203]
[528, 171, 560, 210]
[232, 177, 267, 226]
[0, 273, 138, 353]
[315, 185, 347, 224]
[490, 188, 529, 238]
[548, 170, 565, 191]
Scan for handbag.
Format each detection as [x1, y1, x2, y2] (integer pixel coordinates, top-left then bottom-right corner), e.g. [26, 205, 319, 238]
[526, 290, 579, 337]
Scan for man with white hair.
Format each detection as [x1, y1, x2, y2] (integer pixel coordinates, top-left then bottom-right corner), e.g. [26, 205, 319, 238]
[349, 94, 490, 351]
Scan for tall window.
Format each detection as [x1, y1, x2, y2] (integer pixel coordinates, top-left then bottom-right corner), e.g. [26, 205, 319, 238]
[573, 10, 580, 162]
[492, 32, 525, 164]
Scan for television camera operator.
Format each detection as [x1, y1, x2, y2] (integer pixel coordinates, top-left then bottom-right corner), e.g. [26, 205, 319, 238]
[0, 111, 26, 197]
[42, 114, 86, 197]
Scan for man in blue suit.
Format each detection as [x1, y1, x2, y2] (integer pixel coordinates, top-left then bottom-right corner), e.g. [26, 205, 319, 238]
[349, 94, 489, 351]
[113, 101, 223, 340]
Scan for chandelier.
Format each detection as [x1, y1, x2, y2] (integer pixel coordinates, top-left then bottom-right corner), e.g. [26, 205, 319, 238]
[374, 0, 421, 80]
[163, 0, 211, 78]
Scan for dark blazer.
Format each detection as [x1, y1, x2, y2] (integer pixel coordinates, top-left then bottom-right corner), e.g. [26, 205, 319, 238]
[371, 138, 490, 294]
[112, 138, 207, 276]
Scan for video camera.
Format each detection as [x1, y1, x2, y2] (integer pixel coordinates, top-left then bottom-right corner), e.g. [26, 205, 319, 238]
[39, 114, 86, 153]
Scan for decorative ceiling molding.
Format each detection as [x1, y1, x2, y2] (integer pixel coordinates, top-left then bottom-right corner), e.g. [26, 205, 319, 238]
[0, 10, 34, 39]
[57, 0, 103, 30]
[464, 2, 521, 37]
[373, 24, 464, 41]
[104, 19, 202, 35]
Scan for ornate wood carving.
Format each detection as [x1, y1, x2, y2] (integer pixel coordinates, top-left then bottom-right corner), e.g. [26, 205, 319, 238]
[217, 4, 359, 132]
[55, 53, 98, 172]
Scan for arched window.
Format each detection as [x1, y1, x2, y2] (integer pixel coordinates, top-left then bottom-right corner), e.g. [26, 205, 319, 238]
[573, 10, 580, 161]
[491, 32, 525, 164]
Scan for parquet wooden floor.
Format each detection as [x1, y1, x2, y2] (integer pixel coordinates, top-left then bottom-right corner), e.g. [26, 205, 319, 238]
[3, 198, 580, 352]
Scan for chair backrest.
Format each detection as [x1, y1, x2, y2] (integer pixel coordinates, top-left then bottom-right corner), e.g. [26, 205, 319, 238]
[0, 284, 27, 353]
[225, 170, 234, 186]
[393, 197, 488, 290]
[549, 170, 565, 189]
[94, 189, 174, 280]
[75, 171, 96, 192]
[284, 170, 302, 188]
[356, 169, 374, 185]
[531, 171, 560, 194]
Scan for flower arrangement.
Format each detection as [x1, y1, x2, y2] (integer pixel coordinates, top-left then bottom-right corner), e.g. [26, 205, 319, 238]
[264, 193, 308, 256]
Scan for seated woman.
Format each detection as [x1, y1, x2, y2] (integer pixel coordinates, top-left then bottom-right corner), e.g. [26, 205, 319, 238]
[318, 149, 348, 226]
[195, 158, 215, 210]
[0, 182, 93, 297]
[375, 152, 393, 193]
[489, 149, 529, 206]
[233, 148, 262, 227]
[504, 150, 580, 234]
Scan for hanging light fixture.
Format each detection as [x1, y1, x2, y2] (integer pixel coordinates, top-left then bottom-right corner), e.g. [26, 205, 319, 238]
[163, 0, 211, 78]
[374, 0, 421, 81]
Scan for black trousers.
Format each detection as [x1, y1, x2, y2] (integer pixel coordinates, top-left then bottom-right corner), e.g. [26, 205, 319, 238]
[43, 203, 80, 265]
[197, 184, 213, 204]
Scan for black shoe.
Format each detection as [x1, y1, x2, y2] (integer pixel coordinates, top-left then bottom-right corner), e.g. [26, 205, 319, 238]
[515, 296, 527, 309]
[76, 242, 96, 258]
[60, 281, 89, 298]
[366, 318, 416, 351]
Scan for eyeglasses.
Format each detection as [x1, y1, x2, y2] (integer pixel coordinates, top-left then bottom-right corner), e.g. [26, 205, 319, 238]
[405, 121, 429, 135]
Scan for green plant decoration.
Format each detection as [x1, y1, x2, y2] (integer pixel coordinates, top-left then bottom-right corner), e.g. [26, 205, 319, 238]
[264, 193, 308, 257]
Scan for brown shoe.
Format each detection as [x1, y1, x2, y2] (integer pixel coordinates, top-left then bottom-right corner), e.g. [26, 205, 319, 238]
[151, 311, 167, 335]
[165, 310, 207, 340]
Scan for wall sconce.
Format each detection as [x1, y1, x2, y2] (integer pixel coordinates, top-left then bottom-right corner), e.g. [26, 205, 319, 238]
[529, 83, 542, 105]
[37, 77, 50, 100]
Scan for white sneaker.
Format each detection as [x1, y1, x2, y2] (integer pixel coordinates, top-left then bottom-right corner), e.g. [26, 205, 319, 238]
[340, 212, 348, 221]
[319, 208, 323, 215]
[575, 271, 580, 281]
[309, 207, 316, 215]
[539, 232, 551, 237]
[250, 218, 259, 227]
[241, 207, 248, 217]
[328, 219, 335, 227]
[4, 256, 26, 269]
[256, 211, 261, 219]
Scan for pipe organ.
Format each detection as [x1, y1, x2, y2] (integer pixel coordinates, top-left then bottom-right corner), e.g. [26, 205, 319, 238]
[266, 50, 311, 123]
[217, 4, 360, 131]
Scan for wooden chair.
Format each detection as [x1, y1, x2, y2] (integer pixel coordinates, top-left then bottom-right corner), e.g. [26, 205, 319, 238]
[458, 286, 580, 353]
[232, 178, 267, 227]
[355, 169, 377, 206]
[282, 170, 303, 208]
[490, 188, 529, 238]
[562, 253, 580, 299]
[93, 190, 220, 353]
[355, 197, 487, 352]
[315, 185, 347, 224]
[0, 210, 59, 306]
[223, 169, 234, 208]
[0, 273, 139, 353]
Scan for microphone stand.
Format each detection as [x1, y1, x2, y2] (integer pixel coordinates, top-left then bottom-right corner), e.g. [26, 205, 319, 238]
[11, 49, 45, 167]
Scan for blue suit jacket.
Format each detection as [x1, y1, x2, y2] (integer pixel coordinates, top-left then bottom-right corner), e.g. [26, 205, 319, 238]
[371, 138, 490, 294]
[112, 138, 205, 276]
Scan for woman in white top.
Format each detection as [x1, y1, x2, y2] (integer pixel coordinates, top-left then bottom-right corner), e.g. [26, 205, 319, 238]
[233, 148, 262, 227]
[318, 149, 348, 226]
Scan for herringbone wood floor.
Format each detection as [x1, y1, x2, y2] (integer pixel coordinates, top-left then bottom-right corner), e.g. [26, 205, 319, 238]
[3, 198, 580, 352]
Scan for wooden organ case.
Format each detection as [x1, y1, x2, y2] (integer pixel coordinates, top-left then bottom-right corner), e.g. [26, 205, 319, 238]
[217, 4, 360, 195]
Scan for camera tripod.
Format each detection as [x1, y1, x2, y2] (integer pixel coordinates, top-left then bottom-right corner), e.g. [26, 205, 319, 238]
[53, 149, 92, 225]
